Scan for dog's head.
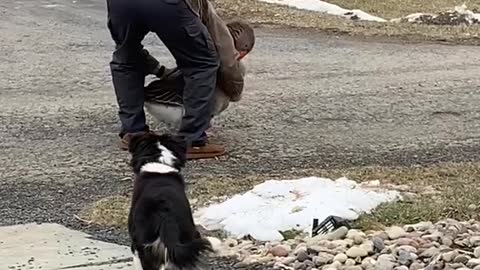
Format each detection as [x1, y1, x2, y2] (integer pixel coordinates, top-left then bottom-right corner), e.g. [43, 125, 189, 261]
[128, 132, 187, 174]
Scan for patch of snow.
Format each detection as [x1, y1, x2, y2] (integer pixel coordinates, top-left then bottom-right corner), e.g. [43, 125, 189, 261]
[391, 4, 480, 25]
[194, 177, 401, 241]
[390, 13, 431, 23]
[258, 0, 386, 22]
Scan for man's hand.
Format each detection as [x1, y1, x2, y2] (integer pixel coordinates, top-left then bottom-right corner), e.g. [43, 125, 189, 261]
[154, 66, 178, 80]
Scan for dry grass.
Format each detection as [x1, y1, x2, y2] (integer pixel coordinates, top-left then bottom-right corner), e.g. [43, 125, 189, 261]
[212, 0, 480, 44]
[79, 196, 130, 229]
[79, 162, 480, 232]
[326, 163, 480, 229]
[327, 0, 480, 19]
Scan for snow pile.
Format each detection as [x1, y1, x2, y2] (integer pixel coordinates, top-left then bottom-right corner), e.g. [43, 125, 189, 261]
[194, 177, 401, 241]
[257, 0, 480, 26]
[391, 4, 480, 25]
[258, 0, 386, 22]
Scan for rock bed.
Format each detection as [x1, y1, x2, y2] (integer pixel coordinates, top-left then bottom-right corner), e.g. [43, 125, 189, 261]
[212, 219, 480, 270]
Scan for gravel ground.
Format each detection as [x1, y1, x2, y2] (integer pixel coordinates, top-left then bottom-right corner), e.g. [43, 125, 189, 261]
[1, 0, 480, 268]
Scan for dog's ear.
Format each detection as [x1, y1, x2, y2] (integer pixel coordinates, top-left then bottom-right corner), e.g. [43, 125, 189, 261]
[158, 134, 187, 168]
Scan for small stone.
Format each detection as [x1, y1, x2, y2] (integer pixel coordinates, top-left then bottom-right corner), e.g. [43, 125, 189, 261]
[442, 250, 459, 262]
[331, 261, 342, 268]
[270, 245, 291, 257]
[467, 259, 480, 268]
[343, 266, 362, 270]
[398, 249, 413, 266]
[333, 253, 347, 263]
[454, 238, 470, 248]
[362, 257, 376, 269]
[409, 262, 424, 270]
[471, 236, 480, 247]
[360, 241, 374, 254]
[396, 245, 417, 255]
[373, 237, 385, 253]
[375, 254, 396, 270]
[374, 232, 390, 240]
[233, 261, 248, 268]
[258, 255, 275, 264]
[354, 256, 363, 264]
[345, 258, 356, 266]
[353, 236, 364, 245]
[475, 247, 480, 258]
[313, 253, 334, 266]
[347, 229, 366, 240]
[395, 266, 409, 270]
[395, 238, 419, 249]
[413, 237, 428, 247]
[404, 222, 433, 232]
[386, 226, 407, 240]
[429, 261, 445, 270]
[419, 247, 440, 258]
[442, 237, 453, 247]
[453, 255, 470, 264]
[346, 246, 368, 258]
[418, 242, 436, 250]
[297, 250, 310, 262]
[241, 256, 259, 265]
[380, 247, 392, 255]
[308, 227, 348, 245]
[273, 262, 291, 269]
[304, 260, 315, 268]
[410, 253, 418, 261]
[281, 256, 297, 265]
[448, 263, 467, 269]
[295, 243, 308, 255]
[293, 261, 306, 270]
[309, 245, 334, 255]
[328, 227, 349, 240]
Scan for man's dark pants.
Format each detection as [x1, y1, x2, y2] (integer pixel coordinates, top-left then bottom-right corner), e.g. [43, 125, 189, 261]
[106, 0, 219, 146]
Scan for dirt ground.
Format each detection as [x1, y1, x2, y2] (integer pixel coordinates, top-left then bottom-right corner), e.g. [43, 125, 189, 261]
[1, 0, 480, 268]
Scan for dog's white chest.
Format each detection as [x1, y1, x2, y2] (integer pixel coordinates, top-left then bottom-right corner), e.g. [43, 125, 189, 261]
[140, 163, 178, 174]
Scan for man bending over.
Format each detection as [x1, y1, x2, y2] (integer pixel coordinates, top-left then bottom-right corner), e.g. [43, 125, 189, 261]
[143, 20, 255, 133]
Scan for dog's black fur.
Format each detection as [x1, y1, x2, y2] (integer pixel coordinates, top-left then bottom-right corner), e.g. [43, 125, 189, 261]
[127, 132, 212, 270]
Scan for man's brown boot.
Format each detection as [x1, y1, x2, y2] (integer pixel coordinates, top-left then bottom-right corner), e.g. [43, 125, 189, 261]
[119, 133, 135, 151]
[187, 143, 226, 160]
[119, 131, 150, 151]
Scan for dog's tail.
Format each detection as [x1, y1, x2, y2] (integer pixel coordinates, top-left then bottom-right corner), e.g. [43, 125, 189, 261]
[168, 236, 213, 268]
[151, 218, 213, 269]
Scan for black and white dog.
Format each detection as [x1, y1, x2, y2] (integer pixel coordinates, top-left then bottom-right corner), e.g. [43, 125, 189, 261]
[127, 132, 213, 270]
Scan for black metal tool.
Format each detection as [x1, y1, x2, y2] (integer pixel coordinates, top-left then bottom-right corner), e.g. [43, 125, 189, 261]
[312, 215, 351, 236]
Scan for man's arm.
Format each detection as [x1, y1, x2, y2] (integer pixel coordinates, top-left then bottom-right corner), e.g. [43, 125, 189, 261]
[202, 0, 245, 101]
[142, 49, 160, 75]
[142, 49, 176, 79]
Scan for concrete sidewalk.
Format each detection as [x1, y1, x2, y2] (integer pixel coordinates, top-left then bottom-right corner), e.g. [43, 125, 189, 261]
[0, 223, 132, 270]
